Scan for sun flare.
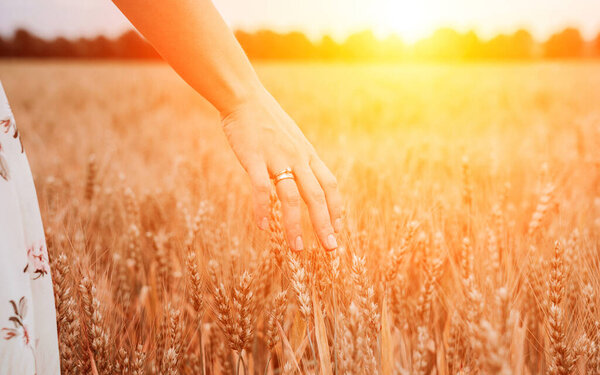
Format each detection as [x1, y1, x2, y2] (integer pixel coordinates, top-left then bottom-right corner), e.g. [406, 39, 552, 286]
[373, 0, 435, 42]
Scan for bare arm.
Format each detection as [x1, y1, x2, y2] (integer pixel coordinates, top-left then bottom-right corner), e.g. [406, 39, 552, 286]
[112, 0, 260, 115]
[113, 0, 342, 251]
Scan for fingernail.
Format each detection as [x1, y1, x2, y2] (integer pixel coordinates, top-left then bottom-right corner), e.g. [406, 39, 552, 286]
[334, 218, 342, 233]
[294, 236, 304, 251]
[327, 234, 338, 250]
[259, 217, 269, 231]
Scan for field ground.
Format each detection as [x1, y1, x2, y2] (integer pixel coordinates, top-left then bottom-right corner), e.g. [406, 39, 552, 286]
[1, 60, 599, 374]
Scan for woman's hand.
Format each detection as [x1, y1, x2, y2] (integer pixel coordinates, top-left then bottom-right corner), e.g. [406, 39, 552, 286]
[221, 89, 342, 251]
[114, 0, 341, 250]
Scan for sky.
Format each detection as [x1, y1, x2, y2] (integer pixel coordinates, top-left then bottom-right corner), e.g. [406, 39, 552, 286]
[1, 0, 600, 43]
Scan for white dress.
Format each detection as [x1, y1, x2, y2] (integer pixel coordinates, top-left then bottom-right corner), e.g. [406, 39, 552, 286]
[0, 82, 60, 375]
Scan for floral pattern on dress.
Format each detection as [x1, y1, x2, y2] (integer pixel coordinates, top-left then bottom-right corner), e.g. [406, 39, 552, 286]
[0, 117, 19, 181]
[24, 243, 50, 280]
[2, 117, 23, 153]
[2, 297, 37, 373]
[2, 297, 31, 346]
[0, 85, 57, 374]
[0, 141, 9, 181]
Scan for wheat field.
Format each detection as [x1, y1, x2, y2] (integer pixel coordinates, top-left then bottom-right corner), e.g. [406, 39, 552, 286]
[1, 60, 600, 374]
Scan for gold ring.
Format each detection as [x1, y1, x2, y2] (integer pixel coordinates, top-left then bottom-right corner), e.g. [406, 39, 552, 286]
[273, 168, 294, 184]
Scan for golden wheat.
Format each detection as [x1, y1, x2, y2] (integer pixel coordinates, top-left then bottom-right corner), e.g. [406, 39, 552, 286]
[0, 60, 599, 374]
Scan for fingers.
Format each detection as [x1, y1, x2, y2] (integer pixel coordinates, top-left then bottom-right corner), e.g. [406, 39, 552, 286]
[275, 177, 304, 251]
[293, 165, 338, 251]
[310, 157, 343, 233]
[246, 161, 271, 231]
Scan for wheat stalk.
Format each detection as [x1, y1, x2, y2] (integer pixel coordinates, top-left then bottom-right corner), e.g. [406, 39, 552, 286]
[547, 241, 575, 375]
[79, 276, 111, 374]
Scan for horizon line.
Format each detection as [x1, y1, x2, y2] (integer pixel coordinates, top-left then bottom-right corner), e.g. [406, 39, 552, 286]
[2, 25, 600, 45]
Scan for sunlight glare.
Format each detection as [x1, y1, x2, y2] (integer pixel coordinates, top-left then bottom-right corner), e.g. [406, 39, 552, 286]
[374, 0, 434, 43]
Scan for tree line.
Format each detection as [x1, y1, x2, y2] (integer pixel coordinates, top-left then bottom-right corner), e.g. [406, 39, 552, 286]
[1, 27, 599, 61]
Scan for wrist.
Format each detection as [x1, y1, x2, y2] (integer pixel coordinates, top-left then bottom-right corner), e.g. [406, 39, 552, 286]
[218, 78, 269, 120]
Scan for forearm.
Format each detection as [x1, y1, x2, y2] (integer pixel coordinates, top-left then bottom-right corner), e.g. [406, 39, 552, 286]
[113, 0, 343, 251]
[112, 0, 265, 115]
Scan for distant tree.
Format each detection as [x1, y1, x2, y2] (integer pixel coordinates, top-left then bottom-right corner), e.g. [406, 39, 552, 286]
[47, 37, 76, 58]
[544, 27, 584, 58]
[237, 30, 282, 59]
[484, 34, 510, 59]
[415, 28, 479, 60]
[318, 35, 341, 60]
[342, 30, 379, 60]
[380, 34, 404, 61]
[87, 35, 116, 58]
[0, 36, 11, 57]
[115, 30, 159, 59]
[461, 30, 483, 59]
[234, 30, 257, 58]
[236, 30, 318, 60]
[483, 29, 534, 59]
[280, 32, 315, 59]
[13, 29, 45, 57]
[512, 29, 534, 58]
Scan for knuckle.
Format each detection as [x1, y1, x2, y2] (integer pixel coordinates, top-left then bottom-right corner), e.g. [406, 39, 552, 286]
[317, 218, 332, 230]
[276, 139, 299, 157]
[254, 200, 269, 212]
[312, 210, 332, 230]
[254, 182, 271, 195]
[282, 191, 301, 206]
[325, 176, 338, 191]
[286, 222, 302, 233]
[284, 217, 302, 234]
[308, 189, 326, 205]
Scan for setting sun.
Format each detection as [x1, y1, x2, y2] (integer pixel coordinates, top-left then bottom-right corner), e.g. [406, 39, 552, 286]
[373, 0, 435, 42]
